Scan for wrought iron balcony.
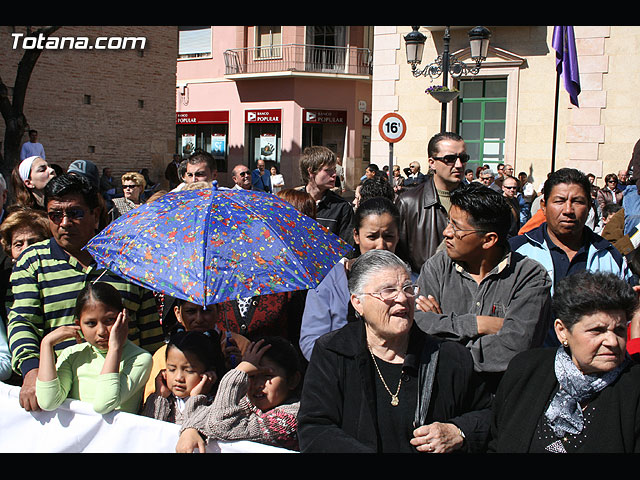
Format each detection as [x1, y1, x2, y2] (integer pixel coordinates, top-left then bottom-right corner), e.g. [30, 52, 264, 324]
[223, 44, 372, 76]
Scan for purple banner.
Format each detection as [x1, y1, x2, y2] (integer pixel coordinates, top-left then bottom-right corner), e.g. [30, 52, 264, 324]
[552, 26, 581, 107]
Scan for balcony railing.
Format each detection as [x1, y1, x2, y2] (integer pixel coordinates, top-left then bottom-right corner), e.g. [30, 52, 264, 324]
[223, 44, 372, 76]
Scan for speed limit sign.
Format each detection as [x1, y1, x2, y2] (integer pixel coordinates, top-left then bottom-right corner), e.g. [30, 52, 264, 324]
[379, 112, 407, 143]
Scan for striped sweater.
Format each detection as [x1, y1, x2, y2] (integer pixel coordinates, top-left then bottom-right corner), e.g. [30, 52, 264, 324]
[7, 238, 164, 376]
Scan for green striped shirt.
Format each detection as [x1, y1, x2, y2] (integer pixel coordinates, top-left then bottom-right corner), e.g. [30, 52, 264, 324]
[7, 238, 164, 376]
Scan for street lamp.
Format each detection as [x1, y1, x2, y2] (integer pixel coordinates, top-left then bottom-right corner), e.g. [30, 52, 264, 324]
[468, 26, 492, 63]
[404, 26, 491, 132]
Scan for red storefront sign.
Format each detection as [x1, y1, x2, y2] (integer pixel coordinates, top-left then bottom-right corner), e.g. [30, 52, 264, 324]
[176, 111, 229, 125]
[303, 109, 347, 124]
[245, 109, 281, 123]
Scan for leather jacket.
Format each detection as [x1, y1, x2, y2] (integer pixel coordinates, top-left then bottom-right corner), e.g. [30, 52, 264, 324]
[395, 174, 450, 274]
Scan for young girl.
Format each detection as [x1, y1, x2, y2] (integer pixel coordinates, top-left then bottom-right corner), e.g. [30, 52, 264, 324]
[10, 155, 56, 210]
[176, 336, 303, 452]
[141, 329, 226, 424]
[142, 299, 249, 401]
[35, 282, 153, 415]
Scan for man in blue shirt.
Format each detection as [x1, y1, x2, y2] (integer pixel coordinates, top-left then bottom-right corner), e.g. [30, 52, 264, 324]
[252, 159, 271, 193]
[20, 130, 46, 161]
[509, 168, 633, 346]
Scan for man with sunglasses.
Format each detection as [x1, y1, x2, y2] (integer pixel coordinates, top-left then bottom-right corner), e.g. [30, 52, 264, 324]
[395, 132, 468, 276]
[479, 169, 502, 193]
[501, 175, 521, 237]
[413, 183, 552, 393]
[402, 161, 425, 188]
[230, 164, 255, 190]
[7, 173, 164, 412]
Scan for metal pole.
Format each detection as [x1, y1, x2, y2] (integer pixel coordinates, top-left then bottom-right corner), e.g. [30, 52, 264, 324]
[440, 26, 451, 133]
[551, 70, 560, 173]
[388, 142, 394, 185]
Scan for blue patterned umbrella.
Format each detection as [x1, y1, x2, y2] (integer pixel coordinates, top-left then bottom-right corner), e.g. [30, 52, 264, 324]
[85, 183, 352, 306]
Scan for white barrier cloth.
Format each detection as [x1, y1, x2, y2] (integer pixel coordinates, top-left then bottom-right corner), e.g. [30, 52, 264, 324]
[0, 382, 292, 453]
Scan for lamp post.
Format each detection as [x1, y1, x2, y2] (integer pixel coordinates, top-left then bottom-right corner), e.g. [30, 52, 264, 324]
[404, 26, 491, 132]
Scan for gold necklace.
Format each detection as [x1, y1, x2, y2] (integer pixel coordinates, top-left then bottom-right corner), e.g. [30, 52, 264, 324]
[368, 346, 402, 406]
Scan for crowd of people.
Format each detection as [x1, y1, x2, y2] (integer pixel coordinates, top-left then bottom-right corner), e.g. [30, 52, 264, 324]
[2, 130, 640, 454]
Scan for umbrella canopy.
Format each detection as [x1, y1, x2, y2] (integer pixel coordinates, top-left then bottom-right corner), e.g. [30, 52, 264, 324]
[86, 184, 353, 306]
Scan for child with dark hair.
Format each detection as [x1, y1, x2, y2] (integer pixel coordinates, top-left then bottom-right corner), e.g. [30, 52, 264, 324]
[35, 282, 152, 414]
[176, 336, 303, 452]
[142, 299, 249, 402]
[141, 329, 225, 424]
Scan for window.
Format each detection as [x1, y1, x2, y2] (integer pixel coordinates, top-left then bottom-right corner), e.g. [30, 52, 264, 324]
[256, 26, 281, 58]
[176, 124, 229, 173]
[457, 78, 507, 172]
[178, 26, 212, 59]
[305, 26, 347, 72]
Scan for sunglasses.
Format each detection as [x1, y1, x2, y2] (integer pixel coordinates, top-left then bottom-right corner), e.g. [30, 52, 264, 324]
[237, 171, 250, 177]
[432, 153, 470, 165]
[47, 207, 86, 224]
[122, 184, 140, 189]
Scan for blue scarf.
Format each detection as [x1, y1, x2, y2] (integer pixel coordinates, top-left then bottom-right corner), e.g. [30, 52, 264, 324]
[545, 346, 628, 438]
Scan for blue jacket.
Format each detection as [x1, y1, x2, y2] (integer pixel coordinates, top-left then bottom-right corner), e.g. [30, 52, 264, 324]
[252, 169, 271, 193]
[509, 223, 633, 346]
[509, 223, 633, 293]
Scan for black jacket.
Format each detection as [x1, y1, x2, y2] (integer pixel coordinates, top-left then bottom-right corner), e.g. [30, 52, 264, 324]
[395, 175, 450, 274]
[489, 347, 640, 453]
[297, 320, 493, 453]
[315, 189, 354, 246]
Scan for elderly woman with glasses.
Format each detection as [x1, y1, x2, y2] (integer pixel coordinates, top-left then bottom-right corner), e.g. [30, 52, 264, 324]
[489, 270, 640, 453]
[298, 249, 493, 453]
[111, 172, 146, 221]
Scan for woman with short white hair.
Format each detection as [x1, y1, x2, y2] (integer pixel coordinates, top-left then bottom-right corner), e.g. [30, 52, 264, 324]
[298, 249, 493, 453]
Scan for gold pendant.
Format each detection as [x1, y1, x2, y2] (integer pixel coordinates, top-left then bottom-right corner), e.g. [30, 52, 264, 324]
[391, 395, 399, 406]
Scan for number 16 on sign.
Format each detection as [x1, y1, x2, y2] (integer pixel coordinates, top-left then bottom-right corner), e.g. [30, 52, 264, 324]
[378, 113, 407, 184]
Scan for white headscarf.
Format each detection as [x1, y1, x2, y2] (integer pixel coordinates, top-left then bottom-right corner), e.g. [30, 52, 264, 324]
[18, 156, 41, 183]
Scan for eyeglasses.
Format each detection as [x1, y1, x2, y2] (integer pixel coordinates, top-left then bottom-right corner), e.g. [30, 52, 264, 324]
[446, 220, 489, 239]
[122, 184, 140, 189]
[432, 153, 470, 165]
[361, 284, 419, 301]
[47, 207, 86, 224]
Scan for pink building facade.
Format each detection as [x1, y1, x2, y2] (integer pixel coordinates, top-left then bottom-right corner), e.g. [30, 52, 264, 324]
[176, 26, 373, 189]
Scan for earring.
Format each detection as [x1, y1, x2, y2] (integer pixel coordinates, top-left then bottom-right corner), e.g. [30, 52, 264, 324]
[562, 340, 569, 348]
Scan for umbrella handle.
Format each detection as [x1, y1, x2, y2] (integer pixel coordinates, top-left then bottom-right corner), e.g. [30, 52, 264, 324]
[226, 331, 237, 368]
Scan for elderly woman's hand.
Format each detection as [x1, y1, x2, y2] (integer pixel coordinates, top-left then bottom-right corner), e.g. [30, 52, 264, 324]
[410, 422, 465, 453]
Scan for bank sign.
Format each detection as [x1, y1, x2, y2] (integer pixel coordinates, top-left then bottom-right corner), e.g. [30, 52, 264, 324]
[303, 109, 346, 124]
[176, 111, 229, 124]
[245, 109, 281, 124]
